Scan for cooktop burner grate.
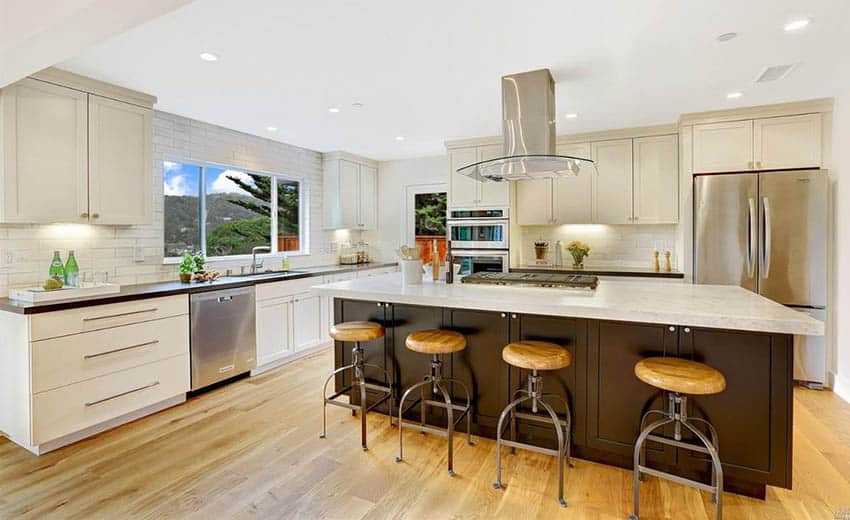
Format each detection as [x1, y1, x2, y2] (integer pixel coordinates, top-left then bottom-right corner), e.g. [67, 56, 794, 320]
[461, 271, 598, 289]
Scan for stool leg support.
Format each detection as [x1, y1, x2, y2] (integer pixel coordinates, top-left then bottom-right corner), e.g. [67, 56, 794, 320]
[434, 381, 456, 476]
[630, 417, 673, 520]
[494, 395, 530, 491]
[681, 420, 724, 519]
[396, 378, 434, 463]
[319, 363, 356, 439]
[537, 398, 568, 508]
[443, 377, 475, 447]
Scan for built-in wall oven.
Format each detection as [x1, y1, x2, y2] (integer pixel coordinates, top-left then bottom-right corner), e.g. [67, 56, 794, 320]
[448, 208, 509, 277]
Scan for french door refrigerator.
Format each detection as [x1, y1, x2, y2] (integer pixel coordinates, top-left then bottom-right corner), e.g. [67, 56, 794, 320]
[694, 170, 827, 386]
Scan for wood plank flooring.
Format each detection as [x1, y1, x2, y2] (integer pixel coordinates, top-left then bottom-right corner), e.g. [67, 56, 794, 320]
[2, 348, 849, 519]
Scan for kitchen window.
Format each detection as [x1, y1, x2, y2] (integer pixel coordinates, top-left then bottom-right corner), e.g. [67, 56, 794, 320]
[163, 160, 304, 259]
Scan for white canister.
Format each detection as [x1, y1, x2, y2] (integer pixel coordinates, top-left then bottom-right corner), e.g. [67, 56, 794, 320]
[401, 259, 423, 285]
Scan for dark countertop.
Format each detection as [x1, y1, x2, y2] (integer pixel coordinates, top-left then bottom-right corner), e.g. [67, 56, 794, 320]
[511, 265, 684, 279]
[0, 262, 397, 315]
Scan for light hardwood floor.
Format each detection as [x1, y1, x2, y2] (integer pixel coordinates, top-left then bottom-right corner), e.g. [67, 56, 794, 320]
[2, 349, 849, 519]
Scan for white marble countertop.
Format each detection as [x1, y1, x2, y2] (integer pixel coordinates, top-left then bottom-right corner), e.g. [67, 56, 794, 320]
[312, 274, 824, 336]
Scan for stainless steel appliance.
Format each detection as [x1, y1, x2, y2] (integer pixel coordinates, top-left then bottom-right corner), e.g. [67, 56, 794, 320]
[451, 250, 509, 277]
[694, 169, 827, 385]
[447, 208, 510, 250]
[190, 286, 257, 391]
[461, 271, 598, 290]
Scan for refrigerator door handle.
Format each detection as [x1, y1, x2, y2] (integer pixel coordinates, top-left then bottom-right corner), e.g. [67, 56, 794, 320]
[747, 197, 756, 277]
[762, 196, 772, 278]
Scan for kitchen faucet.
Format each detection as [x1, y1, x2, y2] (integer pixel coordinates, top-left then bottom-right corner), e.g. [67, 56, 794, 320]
[251, 246, 271, 274]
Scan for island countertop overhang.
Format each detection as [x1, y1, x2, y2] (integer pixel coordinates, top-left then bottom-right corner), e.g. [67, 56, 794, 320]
[313, 274, 823, 336]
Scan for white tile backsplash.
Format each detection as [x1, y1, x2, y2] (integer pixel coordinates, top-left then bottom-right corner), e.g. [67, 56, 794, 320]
[0, 111, 352, 297]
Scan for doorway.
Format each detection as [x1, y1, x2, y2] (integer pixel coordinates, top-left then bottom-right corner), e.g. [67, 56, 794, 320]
[404, 183, 447, 265]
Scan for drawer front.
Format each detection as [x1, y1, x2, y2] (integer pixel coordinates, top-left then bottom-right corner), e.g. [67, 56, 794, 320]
[256, 277, 319, 301]
[32, 354, 189, 445]
[30, 295, 188, 341]
[31, 315, 189, 394]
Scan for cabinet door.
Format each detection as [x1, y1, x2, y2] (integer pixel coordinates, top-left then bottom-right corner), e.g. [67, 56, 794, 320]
[358, 165, 377, 229]
[338, 160, 360, 229]
[256, 298, 291, 366]
[449, 147, 479, 207]
[693, 120, 754, 173]
[754, 113, 821, 170]
[592, 139, 633, 224]
[88, 95, 153, 225]
[1, 78, 88, 223]
[515, 178, 553, 225]
[477, 144, 509, 207]
[292, 294, 322, 351]
[554, 142, 593, 224]
[633, 134, 678, 224]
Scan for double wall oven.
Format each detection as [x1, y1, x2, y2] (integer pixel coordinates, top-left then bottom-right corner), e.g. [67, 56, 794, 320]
[447, 208, 509, 277]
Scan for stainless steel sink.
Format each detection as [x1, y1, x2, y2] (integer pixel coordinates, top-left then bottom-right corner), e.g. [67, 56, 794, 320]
[226, 269, 305, 278]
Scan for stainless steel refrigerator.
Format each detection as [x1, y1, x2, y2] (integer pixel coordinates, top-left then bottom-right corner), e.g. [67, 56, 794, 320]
[694, 170, 827, 386]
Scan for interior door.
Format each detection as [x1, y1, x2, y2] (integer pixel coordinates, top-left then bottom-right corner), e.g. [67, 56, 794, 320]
[1, 78, 89, 223]
[758, 170, 827, 306]
[554, 142, 593, 224]
[592, 139, 633, 224]
[693, 174, 757, 291]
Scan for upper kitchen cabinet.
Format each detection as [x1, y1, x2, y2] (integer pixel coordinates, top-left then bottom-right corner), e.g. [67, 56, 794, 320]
[633, 134, 678, 223]
[692, 113, 822, 173]
[515, 142, 592, 225]
[323, 152, 378, 230]
[0, 69, 155, 225]
[0, 79, 89, 224]
[88, 95, 153, 225]
[592, 139, 634, 224]
[447, 143, 510, 208]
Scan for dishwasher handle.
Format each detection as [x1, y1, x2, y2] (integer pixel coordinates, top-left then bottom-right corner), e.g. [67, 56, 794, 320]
[217, 295, 233, 303]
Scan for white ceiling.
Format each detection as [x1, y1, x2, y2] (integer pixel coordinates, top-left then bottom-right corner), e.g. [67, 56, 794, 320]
[61, 0, 850, 160]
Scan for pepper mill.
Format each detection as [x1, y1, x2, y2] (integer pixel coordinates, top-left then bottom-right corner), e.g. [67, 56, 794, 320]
[664, 251, 672, 272]
[431, 239, 440, 281]
[652, 250, 660, 272]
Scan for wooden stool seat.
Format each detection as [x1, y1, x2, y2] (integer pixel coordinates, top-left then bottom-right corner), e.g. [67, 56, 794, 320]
[634, 357, 726, 395]
[329, 321, 385, 343]
[502, 341, 571, 371]
[405, 329, 466, 354]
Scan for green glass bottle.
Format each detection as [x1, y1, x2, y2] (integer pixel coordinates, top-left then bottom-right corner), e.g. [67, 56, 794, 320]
[64, 250, 80, 287]
[49, 251, 65, 281]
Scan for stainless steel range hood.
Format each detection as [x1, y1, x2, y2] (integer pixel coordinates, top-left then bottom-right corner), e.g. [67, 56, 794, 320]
[457, 69, 596, 182]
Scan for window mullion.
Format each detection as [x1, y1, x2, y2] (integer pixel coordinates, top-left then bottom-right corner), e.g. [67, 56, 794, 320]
[271, 177, 279, 254]
[200, 165, 207, 257]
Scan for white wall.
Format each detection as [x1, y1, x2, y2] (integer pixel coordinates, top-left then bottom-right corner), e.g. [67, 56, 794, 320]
[0, 110, 345, 296]
[832, 90, 850, 402]
[365, 156, 448, 261]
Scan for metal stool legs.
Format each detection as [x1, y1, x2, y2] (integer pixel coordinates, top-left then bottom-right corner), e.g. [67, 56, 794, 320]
[630, 393, 723, 520]
[395, 354, 473, 476]
[493, 370, 572, 508]
[320, 342, 394, 451]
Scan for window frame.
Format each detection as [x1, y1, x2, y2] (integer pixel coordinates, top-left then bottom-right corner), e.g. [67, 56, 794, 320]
[162, 157, 308, 263]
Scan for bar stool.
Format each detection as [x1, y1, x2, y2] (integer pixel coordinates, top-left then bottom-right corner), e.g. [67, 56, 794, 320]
[630, 357, 727, 520]
[493, 341, 573, 508]
[395, 329, 473, 476]
[320, 321, 394, 451]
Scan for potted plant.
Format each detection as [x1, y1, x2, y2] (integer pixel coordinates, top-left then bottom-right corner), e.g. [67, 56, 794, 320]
[179, 252, 196, 283]
[534, 239, 549, 260]
[192, 253, 206, 276]
[566, 240, 591, 269]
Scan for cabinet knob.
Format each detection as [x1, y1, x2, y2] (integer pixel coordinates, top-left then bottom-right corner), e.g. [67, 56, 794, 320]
[80, 212, 89, 218]
[376, 302, 383, 307]
[684, 327, 691, 333]
[500, 313, 506, 318]
[668, 326, 676, 332]
[511, 314, 518, 319]
[748, 161, 754, 169]
[756, 161, 762, 169]
[92, 213, 100, 219]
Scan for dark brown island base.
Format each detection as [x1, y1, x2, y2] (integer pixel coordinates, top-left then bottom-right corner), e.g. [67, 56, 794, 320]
[331, 299, 793, 499]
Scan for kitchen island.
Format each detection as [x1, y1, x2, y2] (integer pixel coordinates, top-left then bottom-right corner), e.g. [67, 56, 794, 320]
[313, 274, 823, 499]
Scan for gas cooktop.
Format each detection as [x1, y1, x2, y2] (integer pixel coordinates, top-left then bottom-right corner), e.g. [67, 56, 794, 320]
[461, 271, 598, 290]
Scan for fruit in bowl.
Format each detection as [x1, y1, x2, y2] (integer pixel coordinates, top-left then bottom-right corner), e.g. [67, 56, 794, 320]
[42, 277, 64, 291]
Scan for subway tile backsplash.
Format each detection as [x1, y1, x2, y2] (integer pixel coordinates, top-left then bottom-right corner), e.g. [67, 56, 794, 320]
[0, 111, 348, 297]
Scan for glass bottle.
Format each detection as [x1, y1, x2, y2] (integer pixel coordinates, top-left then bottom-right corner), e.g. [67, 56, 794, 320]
[65, 250, 80, 287]
[49, 251, 65, 281]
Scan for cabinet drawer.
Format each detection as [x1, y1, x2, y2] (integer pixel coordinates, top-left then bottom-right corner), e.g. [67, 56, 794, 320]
[256, 277, 318, 301]
[29, 295, 188, 341]
[32, 354, 189, 445]
[31, 315, 189, 394]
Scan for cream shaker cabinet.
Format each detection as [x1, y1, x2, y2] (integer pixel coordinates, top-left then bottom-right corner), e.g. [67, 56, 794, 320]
[553, 142, 593, 224]
[0, 73, 154, 225]
[0, 79, 89, 223]
[692, 120, 754, 173]
[592, 139, 634, 224]
[448, 144, 510, 208]
[323, 154, 378, 230]
[633, 134, 679, 224]
[516, 178, 554, 225]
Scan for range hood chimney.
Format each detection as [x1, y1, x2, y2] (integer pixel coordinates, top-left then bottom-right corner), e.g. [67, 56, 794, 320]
[456, 68, 596, 182]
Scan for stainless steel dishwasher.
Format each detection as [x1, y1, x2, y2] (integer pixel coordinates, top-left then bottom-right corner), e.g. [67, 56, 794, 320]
[190, 286, 257, 391]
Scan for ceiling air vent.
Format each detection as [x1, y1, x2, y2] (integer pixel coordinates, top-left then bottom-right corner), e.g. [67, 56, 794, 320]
[755, 63, 798, 83]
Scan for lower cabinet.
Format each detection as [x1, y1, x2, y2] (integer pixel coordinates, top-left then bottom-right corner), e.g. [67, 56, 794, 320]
[292, 294, 321, 351]
[256, 297, 292, 366]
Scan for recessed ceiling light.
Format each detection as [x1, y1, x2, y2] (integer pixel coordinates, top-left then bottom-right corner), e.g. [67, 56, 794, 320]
[726, 91, 743, 99]
[199, 52, 219, 61]
[564, 113, 578, 119]
[266, 126, 278, 132]
[328, 107, 340, 113]
[395, 136, 405, 141]
[352, 102, 364, 109]
[716, 32, 738, 42]
[784, 18, 811, 32]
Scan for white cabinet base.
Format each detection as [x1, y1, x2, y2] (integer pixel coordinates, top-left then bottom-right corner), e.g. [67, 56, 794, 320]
[251, 341, 332, 376]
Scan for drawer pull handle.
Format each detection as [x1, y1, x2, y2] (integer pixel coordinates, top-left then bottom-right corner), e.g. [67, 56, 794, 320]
[84, 340, 159, 360]
[83, 308, 158, 322]
[84, 381, 160, 407]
